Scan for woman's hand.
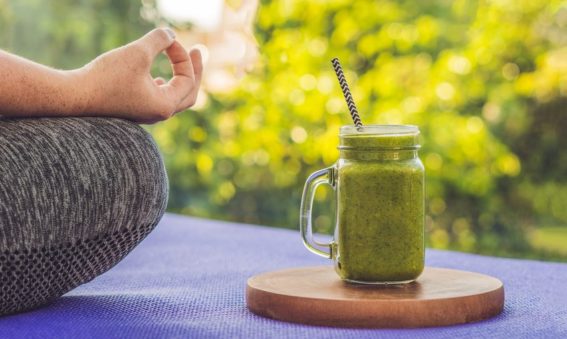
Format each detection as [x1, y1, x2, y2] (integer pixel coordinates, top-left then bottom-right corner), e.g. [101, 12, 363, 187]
[76, 28, 203, 124]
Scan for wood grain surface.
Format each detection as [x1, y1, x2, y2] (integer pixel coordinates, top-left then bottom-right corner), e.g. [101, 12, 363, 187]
[246, 266, 504, 328]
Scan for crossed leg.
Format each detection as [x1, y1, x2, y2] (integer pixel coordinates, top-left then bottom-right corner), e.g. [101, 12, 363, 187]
[0, 117, 168, 315]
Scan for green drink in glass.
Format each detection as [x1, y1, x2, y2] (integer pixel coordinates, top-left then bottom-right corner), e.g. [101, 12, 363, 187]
[300, 125, 425, 284]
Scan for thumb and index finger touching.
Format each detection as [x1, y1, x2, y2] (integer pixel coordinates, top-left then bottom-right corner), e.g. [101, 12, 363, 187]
[136, 28, 203, 104]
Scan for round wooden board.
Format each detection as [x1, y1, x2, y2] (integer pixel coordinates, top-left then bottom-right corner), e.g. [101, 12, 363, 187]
[246, 266, 504, 328]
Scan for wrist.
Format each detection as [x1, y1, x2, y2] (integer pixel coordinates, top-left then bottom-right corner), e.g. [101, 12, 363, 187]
[59, 67, 93, 116]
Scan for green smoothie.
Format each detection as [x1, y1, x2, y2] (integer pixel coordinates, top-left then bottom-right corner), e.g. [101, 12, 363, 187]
[334, 127, 424, 283]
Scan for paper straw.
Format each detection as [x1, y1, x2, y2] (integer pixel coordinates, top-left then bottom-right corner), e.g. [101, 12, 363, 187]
[331, 58, 363, 128]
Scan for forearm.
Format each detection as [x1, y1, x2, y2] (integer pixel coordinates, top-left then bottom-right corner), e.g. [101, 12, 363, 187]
[0, 29, 201, 123]
[0, 50, 83, 117]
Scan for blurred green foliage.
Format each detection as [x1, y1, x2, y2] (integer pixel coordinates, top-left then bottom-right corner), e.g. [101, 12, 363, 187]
[1, 0, 566, 261]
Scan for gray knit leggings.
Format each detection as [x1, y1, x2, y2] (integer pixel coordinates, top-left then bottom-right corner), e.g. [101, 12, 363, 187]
[0, 117, 168, 315]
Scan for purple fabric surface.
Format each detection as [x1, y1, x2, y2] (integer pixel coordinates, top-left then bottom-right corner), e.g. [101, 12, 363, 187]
[1, 213, 566, 338]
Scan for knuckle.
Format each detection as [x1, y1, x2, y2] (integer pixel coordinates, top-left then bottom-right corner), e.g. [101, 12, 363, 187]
[151, 112, 168, 122]
[156, 104, 175, 120]
[188, 91, 199, 106]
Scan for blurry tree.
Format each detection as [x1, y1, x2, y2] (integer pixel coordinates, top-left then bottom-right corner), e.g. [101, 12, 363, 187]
[0, 0, 151, 67]
[150, 0, 566, 260]
[1, 0, 565, 260]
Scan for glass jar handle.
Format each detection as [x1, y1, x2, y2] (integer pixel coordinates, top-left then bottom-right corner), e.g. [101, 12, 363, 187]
[300, 166, 335, 259]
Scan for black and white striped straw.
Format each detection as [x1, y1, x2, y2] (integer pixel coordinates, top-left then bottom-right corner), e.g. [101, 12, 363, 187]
[331, 58, 363, 128]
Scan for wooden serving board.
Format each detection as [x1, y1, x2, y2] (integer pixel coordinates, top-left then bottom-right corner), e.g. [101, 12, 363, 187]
[246, 266, 504, 328]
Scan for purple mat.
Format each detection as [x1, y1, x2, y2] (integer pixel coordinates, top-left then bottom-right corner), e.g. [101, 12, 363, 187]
[1, 213, 566, 338]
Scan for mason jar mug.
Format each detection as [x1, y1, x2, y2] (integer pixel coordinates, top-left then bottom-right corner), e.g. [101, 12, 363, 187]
[300, 125, 425, 284]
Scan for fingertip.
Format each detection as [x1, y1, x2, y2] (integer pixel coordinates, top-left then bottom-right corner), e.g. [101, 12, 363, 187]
[190, 49, 202, 66]
[189, 48, 202, 60]
[154, 28, 175, 45]
[163, 27, 176, 40]
[138, 28, 175, 57]
[189, 48, 203, 81]
[154, 77, 167, 86]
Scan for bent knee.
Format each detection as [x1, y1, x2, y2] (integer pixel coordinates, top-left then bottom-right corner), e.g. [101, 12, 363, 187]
[0, 117, 168, 246]
[0, 117, 169, 315]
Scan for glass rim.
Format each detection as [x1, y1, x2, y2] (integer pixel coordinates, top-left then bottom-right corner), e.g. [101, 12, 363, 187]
[339, 124, 419, 136]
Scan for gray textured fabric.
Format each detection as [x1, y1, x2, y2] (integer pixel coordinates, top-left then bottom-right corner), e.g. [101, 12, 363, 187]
[0, 117, 168, 315]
